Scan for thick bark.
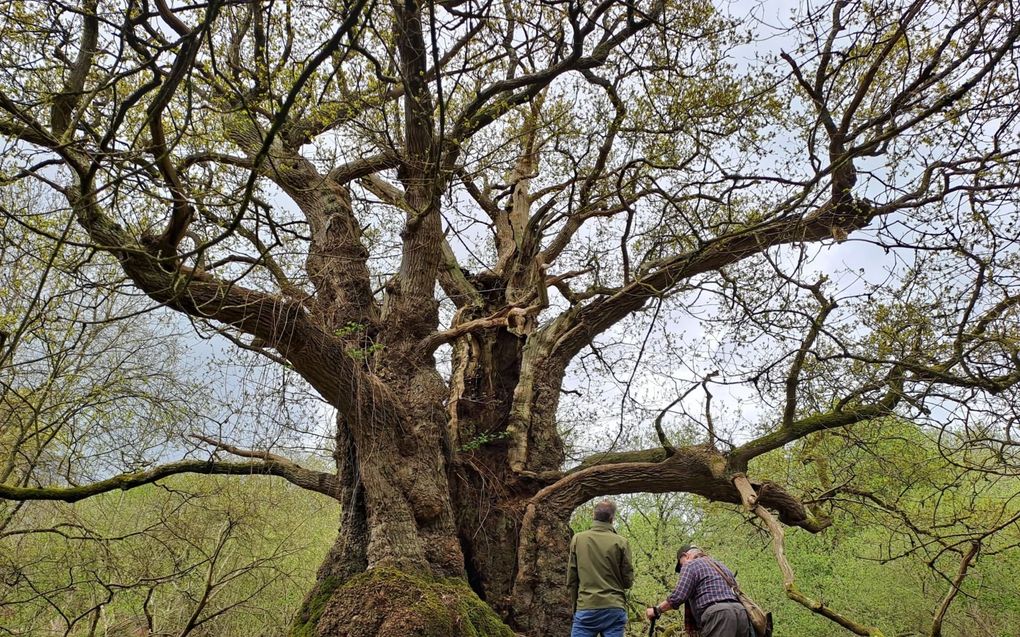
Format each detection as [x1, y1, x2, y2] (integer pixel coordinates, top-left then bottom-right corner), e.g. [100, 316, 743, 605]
[226, 126, 379, 334]
[443, 283, 534, 616]
[315, 418, 369, 584]
[295, 361, 468, 634]
[290, 281, 551, 635]
[347, 363, 462, 576]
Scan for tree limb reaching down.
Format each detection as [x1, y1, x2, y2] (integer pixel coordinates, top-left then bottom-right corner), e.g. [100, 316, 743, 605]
[732, 475, 886, 637]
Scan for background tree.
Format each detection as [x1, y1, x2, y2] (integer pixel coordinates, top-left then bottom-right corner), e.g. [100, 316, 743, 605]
[1, 475, 338, 637]
[0, 172, 339, 637]
[1, 0, 1019, 635]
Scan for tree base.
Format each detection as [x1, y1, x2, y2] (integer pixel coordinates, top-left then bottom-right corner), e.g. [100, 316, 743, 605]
[290, 567, 517, 637]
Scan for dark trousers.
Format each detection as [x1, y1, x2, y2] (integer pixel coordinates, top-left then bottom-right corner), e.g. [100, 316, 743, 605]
[700, 601, 751, 637]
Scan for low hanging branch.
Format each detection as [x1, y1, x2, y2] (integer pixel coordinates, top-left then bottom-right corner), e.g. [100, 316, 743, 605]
[0, 453, 341, 503]
[732, 474, 886, 637]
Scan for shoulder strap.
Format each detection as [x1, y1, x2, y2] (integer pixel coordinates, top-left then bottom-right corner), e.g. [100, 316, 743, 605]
[706, 559, 740, 591]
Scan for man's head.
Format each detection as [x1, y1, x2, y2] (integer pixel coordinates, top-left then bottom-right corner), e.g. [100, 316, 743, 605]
[593, 500, 617, 523]
[675, 544, 704, 572]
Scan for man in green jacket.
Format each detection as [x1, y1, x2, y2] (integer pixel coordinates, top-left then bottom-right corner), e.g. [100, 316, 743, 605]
[567, 500, 635, 637]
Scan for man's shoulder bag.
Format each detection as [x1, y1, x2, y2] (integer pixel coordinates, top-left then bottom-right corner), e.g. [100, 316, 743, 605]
[707, 560, 773, 637]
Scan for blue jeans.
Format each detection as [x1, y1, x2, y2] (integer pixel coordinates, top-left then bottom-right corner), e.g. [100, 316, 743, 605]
[570, 607, 627, 637]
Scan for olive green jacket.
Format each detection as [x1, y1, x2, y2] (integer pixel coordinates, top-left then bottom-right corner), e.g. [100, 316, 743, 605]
[567, 520, 635, 610]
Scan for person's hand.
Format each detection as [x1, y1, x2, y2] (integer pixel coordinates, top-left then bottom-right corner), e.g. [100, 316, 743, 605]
[646, 606, 658, 621]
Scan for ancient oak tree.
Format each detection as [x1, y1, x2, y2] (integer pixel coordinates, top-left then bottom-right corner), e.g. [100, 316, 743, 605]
[1, 0, 1019, 635]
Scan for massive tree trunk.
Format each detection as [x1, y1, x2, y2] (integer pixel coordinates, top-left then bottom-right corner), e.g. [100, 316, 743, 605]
[288, 263, 571, 635]
[276, 257, 848, 636]
[282, 285, 836, 636]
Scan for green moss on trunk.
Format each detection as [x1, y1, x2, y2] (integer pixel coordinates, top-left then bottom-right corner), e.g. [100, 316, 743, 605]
[290, 576, 343, 637]
[290, 567, 516, 637]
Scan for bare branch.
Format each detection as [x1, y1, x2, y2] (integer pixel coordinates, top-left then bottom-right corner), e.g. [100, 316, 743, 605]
[930, 542, 981, 637]
[733, 475, 886, 637]
[0, 456, 341, 503]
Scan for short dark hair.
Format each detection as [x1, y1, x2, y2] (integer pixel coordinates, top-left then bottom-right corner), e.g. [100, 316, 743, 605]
[593, 500, 616, 522]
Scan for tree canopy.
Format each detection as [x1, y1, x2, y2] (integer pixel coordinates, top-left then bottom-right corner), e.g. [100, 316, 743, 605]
[1, 0, 1019, 635]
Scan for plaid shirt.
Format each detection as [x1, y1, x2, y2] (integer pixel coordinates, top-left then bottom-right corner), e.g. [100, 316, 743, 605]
[667, 557, 739, 626]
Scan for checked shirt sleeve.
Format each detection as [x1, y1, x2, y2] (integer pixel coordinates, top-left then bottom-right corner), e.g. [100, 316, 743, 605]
[666, 561, 701, 609]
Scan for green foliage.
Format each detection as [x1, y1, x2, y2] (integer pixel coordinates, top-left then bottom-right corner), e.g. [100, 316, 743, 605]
[332, 322, 384, 360]
[333, 322, 367, 338]
[1, 474, 338, 636]
[458, 430, 512, 452]
[346, 341, 384, 360]
[570, 424, 1020, 637]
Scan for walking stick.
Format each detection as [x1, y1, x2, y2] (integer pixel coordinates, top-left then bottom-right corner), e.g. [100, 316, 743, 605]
[648, 615, 657, 636]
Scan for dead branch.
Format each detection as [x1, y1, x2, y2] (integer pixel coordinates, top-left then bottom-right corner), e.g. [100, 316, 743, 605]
[732, 474, 886, 636]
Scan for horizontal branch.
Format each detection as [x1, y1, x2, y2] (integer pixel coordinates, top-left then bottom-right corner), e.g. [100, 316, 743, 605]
[178, 151, 254, 173]
[729, 393, 901, 469]
[418, 301, 548, 355]
[327, 153, 400, 185]
[418, 315, 509, 354]
[0, 456, 342, 503]
[534, 446, 829, 532]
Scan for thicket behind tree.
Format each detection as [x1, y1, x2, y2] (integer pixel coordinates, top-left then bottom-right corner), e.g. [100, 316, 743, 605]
[613, 420, 1020, 636]
[1, 476, 338, 637]
[1, 0, 1019, 635]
